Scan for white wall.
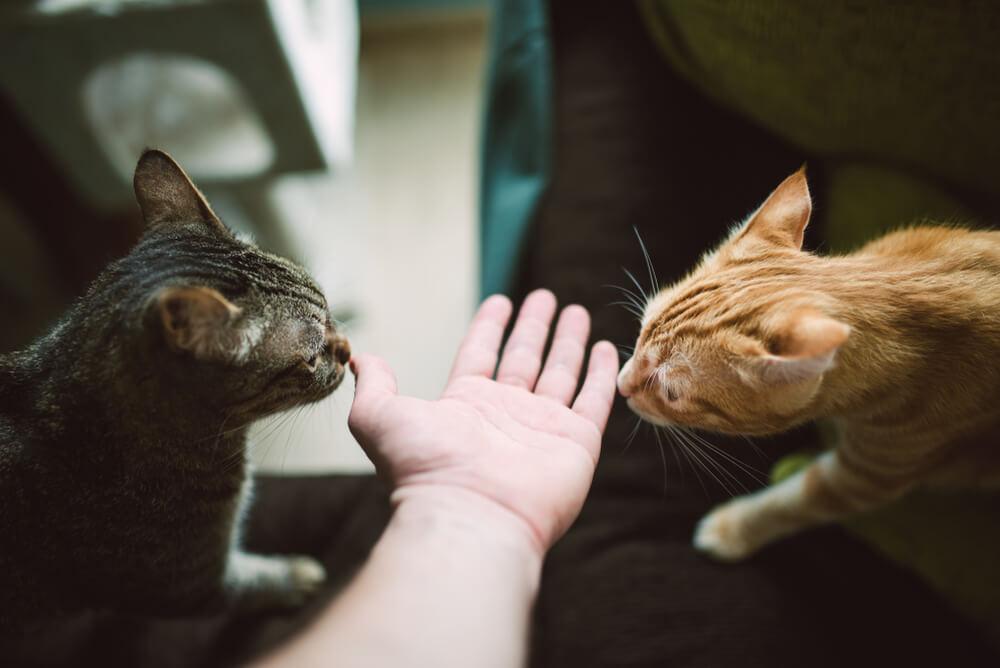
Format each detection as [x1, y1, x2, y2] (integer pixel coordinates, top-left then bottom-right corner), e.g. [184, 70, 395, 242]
[250, 14, 488, 473]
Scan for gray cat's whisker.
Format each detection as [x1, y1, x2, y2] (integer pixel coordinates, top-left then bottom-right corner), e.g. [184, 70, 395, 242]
[279, 406, 309, 473]
[1, 149, 337, 622]
[242, 410, 302, 470]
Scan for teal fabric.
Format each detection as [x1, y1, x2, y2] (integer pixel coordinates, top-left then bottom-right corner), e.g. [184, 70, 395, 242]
[479, 0, 551, 297]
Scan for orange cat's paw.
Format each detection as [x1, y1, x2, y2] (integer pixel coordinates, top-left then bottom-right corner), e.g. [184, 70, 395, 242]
[693, 505, 756, 562]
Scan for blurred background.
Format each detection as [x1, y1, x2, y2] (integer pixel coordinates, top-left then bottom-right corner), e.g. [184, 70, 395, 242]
[5, 3, 1000, 664]
[0, 0, 489, 473]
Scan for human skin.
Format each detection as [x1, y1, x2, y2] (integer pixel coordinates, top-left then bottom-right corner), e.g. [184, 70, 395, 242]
[257, 290, 619, 668]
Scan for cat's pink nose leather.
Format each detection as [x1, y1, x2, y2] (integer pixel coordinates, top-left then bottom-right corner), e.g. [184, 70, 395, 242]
[617, 358, 636, 397]
[618, 353, 654, 397]
[618, 357, 646, 397]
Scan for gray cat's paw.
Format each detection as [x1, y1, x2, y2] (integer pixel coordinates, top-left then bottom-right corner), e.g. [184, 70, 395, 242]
[288, 555, 326, 596]
[267, 555, 326, 609]
[693, 505, 755, 562]
[227, 551, 327, 611]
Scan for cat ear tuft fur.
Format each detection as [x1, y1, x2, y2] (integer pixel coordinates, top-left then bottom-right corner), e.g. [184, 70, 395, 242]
[755, 310, 850, 384]
[742, 168, 812, 250]
[133, 149, 229, 235]
[156, 286, 244, 362]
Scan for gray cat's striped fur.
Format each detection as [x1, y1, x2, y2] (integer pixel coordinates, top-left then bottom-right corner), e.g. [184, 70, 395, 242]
[0, 151, 350, 629]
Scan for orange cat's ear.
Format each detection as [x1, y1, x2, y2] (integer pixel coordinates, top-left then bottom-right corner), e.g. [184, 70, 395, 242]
[155, 286, 244, 362]
[754, 310, 850, 384]
[740, 167, 812, 250]
[134, 149, 228, 235]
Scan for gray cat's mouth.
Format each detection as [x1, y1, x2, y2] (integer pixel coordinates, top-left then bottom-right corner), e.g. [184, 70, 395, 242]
[231, 362, 346, 420]
[323, 364, 347, 394]
[304, 359, 348, 402]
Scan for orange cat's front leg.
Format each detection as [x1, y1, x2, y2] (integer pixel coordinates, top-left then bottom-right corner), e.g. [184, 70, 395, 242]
[693, 450, 911, 561]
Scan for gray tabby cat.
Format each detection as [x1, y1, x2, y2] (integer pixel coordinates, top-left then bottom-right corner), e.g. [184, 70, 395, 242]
[0, 150, 350, 630]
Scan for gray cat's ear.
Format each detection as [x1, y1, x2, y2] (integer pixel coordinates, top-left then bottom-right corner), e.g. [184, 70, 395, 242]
[155, 286, 245, 362]
[133, 149, 227, 234]
[739, 167, 812, 250]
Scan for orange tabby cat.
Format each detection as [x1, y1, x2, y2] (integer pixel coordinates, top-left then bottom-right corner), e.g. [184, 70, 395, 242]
[618, 168, 1000, 561]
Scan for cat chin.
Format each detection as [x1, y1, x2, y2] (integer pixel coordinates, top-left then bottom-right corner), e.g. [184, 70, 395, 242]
[626, 399, 676, 428]
[627, 397, 729, 435]
[301, 367, 347, 404]
[291, 375, 345, 408]
[234, 371, 345, 421]
[313, 375, 345, 401]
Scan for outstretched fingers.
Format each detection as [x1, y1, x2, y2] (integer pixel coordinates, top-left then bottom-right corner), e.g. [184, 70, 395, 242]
[448, 295, 514, 381]
[534, 304, 590, 405]
[571, 341, 620, 433]
[495, 289, 558, 390]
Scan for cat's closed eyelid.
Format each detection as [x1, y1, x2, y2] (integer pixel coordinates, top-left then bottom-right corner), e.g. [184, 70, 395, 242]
[303, 352, 320, 372]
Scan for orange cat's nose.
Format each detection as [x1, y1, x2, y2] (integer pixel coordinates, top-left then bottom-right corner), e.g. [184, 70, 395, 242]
[619, 353, 657, 397]
[618, 356, 647, 397]
[618, 359, 636, 397]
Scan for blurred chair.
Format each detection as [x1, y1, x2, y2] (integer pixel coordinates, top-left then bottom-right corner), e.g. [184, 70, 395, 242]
[0, 0, 357, 254]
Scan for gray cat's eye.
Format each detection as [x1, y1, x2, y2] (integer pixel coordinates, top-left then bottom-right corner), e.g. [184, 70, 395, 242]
[304, 354, 320, 371]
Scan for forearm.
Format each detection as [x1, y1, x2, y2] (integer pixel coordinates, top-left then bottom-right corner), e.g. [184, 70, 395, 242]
[258, 486, 543, 668]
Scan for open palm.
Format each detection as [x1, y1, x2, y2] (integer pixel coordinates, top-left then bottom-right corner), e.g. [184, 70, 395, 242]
[348, 290, 619, 552]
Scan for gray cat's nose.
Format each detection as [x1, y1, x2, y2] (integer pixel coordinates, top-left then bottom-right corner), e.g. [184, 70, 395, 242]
[329, 334, 351, 365]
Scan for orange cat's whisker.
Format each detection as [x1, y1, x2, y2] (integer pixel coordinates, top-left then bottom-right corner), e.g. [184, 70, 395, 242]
[620, 166, 1000, 561]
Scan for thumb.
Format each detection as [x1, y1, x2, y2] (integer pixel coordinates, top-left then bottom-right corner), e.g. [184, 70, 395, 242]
[348, 353, 399, 439]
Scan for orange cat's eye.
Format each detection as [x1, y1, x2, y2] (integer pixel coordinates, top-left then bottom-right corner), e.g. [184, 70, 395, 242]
[667, 387, 679, 402]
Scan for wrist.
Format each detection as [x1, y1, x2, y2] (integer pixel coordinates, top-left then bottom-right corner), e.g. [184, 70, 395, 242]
[389, 485, 546, 574]
[263, 486, 542, 668]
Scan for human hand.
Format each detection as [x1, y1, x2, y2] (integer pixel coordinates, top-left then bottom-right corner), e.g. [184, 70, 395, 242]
[348, 290, 619, 555]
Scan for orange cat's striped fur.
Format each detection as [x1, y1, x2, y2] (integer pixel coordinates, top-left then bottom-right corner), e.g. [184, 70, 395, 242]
[618, 169, 1000, 561]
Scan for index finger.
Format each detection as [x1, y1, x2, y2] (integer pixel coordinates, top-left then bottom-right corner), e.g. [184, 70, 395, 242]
[571, 341, 620, 432]
[447, 295, 514, 381]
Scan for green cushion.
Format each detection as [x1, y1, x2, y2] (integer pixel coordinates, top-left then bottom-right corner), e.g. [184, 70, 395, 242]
[638, 0, 1000, 200]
